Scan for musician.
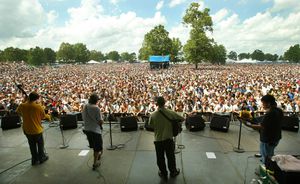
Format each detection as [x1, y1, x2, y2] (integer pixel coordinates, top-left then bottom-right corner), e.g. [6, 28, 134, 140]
[82, 93, 104, 170]
[16, 92, 50, 165]
[244, 94, 283, 164]
[149, 96, 183, 180]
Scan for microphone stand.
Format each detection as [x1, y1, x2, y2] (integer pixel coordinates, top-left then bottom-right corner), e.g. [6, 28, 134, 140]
[106, 110, 117, 150]
[59, 122, 69, 149]
[233, 117, 245, 153]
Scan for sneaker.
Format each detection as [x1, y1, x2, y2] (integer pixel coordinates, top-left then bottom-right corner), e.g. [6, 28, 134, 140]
[254, 153, 262, 158]
[92, 162, 101, 170]
[40, 156, 49, 164]
[170, 168, 180, 177]
[158, 171, 168, 180]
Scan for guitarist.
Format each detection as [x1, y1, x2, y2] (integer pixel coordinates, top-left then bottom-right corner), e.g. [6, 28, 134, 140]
[241, 94, 283, 165]
[16, 91, 50, 166]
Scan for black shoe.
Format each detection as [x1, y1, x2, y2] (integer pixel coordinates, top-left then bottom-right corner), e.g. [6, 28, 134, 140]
[254, 153, 262, 158]
[31, 160, 40, 166]
[158, 171, 168, 180]
[170, 168, 180, 177]
[40, 156, 49, 164]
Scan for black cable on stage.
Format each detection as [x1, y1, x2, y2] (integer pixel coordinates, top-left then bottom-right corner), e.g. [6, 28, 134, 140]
[0, 158, 31, 175]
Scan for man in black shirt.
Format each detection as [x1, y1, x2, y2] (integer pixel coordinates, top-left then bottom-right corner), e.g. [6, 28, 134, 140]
[248, 94, 283, 164]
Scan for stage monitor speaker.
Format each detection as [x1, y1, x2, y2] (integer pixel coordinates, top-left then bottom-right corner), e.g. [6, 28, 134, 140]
[281, 115, 299, 132]
[120, 116, 138, 131]
[1, 115, 21, 130]
[60, 114, 78, 130]
[210, 114, 230, 132]
[185, 114, 205, 131]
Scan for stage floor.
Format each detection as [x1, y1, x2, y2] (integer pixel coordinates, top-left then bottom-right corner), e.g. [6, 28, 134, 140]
[0, 120, 299, 184]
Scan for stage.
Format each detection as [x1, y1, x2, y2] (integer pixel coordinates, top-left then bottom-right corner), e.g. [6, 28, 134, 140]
[0, 119, 299, 184]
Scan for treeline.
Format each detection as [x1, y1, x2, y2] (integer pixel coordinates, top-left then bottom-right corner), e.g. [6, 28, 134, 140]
[227, 44, 300, 63]
[0, 43, 137, 65]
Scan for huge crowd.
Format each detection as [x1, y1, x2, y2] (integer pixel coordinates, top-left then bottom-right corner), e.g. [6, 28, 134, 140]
[0, 62, 299, 118]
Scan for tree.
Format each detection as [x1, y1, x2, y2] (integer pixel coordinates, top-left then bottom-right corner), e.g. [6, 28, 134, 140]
[1, 47, 28, 62]
[238, 53, 251, 60]
[73, 43, 89, 63]
[210, 44, 227, 64]
[0, 50, 3, 62]
[264, 53, 278, 62]
[129, 52, 137, 62]
[28, 47, 47, 66]
[138, 25, 173, 60]
[183, 30, 213, 68]
[284, 44, 300, 63]
[57, 42, 75, 63]
[120, 52, 131, 62]
[170, 38, 183, 63]
[44, 48, 56, 64]
[106, 51, 120, 61]
[251, 49, 265, 61]
[182, 2, 214, 68]
[228, 51, 237, 61]
[89, 50, 105, 61]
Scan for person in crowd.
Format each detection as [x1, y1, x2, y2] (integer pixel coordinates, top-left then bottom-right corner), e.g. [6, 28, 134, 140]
[149, 96, 184, 180]
[16, 92, 50, 165]
[82, 93, 104, 170]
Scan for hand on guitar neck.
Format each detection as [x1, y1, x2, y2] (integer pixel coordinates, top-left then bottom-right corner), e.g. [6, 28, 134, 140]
[15, 83, 28, 101]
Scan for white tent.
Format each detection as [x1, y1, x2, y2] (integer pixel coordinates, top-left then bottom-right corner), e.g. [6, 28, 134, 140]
[87, 60, 101, 64]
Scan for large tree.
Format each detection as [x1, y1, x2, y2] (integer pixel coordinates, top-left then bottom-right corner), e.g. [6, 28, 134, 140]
[210, 44, 227, 64]
[44, 48, 56, 64]
[284, 44, 300, 63]
[73, 43, 89, 63]
[228, 51, 237, 61]
[182, 2, 214, 68]
[2, 47, 28, 62]
[28, 47, 47, 66]
[89, 50, 105, 61]
[57, 42, 75, 63]
[106, 51, 120, 61]
[121, 52, 136, 62]
[238, 53, 251, 60]
[138, 25, 173, 60]
[251, 49, 265, 61]
[170, 38, 183, 63]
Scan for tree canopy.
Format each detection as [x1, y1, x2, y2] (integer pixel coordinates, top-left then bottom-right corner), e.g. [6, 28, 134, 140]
[284, 44, 300, 63]
[138, 25, 173, 60]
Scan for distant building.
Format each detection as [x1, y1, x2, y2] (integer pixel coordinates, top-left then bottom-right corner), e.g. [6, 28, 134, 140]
[149, 55, 170, 69]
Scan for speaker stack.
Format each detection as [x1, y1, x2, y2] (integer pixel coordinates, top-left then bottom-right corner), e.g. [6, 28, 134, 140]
[185, 114, 206, 131]
[120, 116, 138, 131]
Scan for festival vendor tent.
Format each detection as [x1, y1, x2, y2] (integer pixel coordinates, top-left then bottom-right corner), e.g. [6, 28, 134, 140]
[148, 55, 170, 69]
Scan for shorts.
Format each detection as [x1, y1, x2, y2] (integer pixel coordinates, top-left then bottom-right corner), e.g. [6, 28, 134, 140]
[84, 130, 103, 152]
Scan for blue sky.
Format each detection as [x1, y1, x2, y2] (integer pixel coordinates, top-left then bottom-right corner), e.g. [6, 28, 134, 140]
[0, 0, 300, 56]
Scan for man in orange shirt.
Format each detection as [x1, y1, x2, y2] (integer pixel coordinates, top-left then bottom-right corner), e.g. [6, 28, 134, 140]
[17, 92, 50, 165]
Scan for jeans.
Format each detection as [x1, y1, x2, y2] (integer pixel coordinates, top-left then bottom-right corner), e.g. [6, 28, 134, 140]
[25, 132, 46, 162]
[154, 139, 177, 175]
[260, 141, 279, 164]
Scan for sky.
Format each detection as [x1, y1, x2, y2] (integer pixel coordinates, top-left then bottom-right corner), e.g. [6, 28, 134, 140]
[0, 0, 299, 56]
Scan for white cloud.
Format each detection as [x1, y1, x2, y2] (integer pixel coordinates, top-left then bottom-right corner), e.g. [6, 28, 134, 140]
[271, 0, 300, 12]
[211, 8, 229, 23]
[47, 10, 59, 24]
[110, 0, 120, 5]
[169, 23, 190, 44]
[0, 0, 47, 39]
[0, 0, 167, 53]
[169, 0, 186, 8]
[211, 10, 300, 54]
[156, 1, 164, 11]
